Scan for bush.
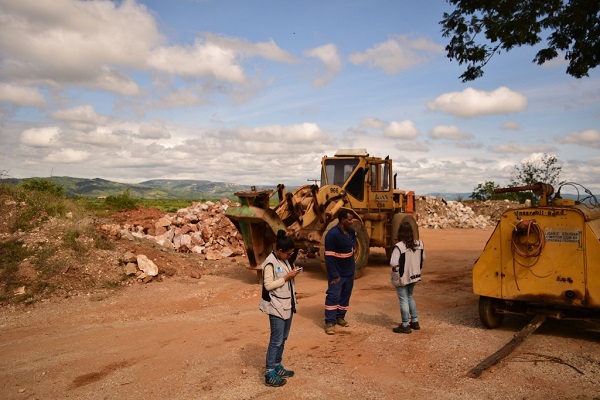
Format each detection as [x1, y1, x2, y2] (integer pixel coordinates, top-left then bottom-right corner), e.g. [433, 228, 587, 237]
[20, 178, 64, 196]
[0, 182, 68, 232]
[104, 189, 138, 211]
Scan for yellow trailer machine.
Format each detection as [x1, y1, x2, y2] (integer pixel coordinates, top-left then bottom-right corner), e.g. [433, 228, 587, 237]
[473, 183, 600, 328]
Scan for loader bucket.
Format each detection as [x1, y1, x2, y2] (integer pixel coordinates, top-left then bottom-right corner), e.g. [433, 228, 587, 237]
[225, 203, 287, 270]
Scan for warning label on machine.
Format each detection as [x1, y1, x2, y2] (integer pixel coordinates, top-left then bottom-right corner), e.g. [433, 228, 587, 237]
[544, 229, 581, 243]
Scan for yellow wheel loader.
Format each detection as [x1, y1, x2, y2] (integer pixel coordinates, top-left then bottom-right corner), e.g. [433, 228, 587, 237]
[473, 182, 600, 328]
[225, 149, 419, 280]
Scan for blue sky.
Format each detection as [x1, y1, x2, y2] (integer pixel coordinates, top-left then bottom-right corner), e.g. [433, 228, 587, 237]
[0, 0, 599, 197]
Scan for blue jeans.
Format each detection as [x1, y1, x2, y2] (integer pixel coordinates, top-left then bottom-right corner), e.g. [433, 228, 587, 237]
[266, 314, 293, 370]
[395, 282, 418, 325]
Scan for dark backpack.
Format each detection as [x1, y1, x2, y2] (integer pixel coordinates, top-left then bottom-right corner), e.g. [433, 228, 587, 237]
[261, 263, 274, 301]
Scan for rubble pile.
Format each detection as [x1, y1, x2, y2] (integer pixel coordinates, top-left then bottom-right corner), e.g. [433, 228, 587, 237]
[99, 197, 528, 274]
[102, 199, 246, 263]
[121, 251, 159, 283]
[415, 196, 524, 229]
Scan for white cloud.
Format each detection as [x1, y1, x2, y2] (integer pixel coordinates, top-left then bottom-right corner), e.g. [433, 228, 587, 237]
[348, 35, 443, 74]
[488, 143, 557, 154]
[20, 127, 61, 147]
[384, 120, 419, 139]
[91, 68, 141, 96]
[556, 129, 600, 149]
[148, 40, 246, 83]
[138, 123, 171, 139]
[394, 141, 429, 152]
[44, 148, 90, 163]
[51, 105, 108, 125]
[0, 0, 161, 89]
[428, 87, 528, 118]
[456, 142, 484, 149]
[202, 33, 297, 63]
[73, 129, 126, 147]
[429, 125, 473, 140]
[360, 118, 385, 130]
[0, 83, 46, 107]
[148, 33, 297, 83]
[237, 123, 328, 144]
[0, 1, 296, 96]
[304, 43, 342, 87]
[501, 121, 521, 130]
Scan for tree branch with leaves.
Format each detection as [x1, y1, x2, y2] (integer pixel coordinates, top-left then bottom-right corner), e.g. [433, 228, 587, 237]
[440, 0, 600, 81]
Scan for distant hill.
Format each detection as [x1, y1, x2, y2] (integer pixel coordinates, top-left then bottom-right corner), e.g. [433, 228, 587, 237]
[1, 176, 275, 200]
[2, 177, 582, 202]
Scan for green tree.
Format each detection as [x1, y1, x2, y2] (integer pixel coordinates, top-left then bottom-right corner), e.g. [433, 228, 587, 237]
[508, 153, 564, 204]
[105, 189, 138, 211]
[471, 154, 564, 203]
[20, 178, 64, 196]
[470, 181, 519, 201]
[470, 181, 500, 201]
[509, 153, 563, 187]
[440, 0, 600, 81]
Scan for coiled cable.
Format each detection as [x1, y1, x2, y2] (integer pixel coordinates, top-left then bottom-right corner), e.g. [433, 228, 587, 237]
[511, 219, 546, 290]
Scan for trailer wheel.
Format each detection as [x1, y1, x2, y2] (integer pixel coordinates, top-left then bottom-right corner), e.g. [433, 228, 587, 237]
[320, 220, 370, 279]
[479, 296, 505, 329]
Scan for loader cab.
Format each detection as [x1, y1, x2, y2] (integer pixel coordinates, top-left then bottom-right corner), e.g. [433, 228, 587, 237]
[321, 149, 367, 201]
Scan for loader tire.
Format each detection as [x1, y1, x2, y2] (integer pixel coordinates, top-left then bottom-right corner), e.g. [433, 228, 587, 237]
[386, 213, 419, 259]
[320, 220, 370, 279]
[479, 296, 505, 329]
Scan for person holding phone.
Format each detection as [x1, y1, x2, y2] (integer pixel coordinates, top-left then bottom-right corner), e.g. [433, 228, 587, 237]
[259, 230, 301, 387]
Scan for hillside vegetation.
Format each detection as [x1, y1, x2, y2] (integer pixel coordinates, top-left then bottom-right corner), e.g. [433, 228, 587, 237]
[2, 176, 267, 200]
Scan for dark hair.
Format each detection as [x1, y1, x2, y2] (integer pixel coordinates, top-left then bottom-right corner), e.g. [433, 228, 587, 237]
[275, 229, 295, 252]
[398, 221, 417, 251]
[338, 208, 350, 222]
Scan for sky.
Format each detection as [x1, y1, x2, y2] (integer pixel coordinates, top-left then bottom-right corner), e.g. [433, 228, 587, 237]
[0, 0, 599, 197]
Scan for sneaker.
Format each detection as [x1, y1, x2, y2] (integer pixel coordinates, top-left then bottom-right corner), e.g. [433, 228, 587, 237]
[392, 325, 412, 334]
[325, 322, 336, 335]
[336, 317, 350, 327]
[275, 363, 295, 378]
[265, 369, 287, 387]
[410, 321, 421, 330]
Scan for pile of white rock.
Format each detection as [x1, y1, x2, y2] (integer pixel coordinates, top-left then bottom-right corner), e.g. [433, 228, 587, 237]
[113, 199, 246, 261]
[416, 196, 493, 229]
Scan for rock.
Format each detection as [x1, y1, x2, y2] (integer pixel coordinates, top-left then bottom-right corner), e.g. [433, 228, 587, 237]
[205, 248, 223, 260]
[190, 270, 201, 279]
[155, 217, 171, 228]
[136, 255, 159, 276]
[124, 262, 137, 275]
[123, 251, 137, 263]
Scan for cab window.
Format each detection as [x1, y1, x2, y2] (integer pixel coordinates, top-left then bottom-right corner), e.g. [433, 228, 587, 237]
[370, 162, 390, 191]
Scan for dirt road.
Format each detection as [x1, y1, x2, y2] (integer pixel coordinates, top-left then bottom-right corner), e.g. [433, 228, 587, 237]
[1, 229, 599, 399]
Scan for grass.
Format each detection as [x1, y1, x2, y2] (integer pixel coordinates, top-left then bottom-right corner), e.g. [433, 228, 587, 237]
[0, 238, 31, 301]
[0, 181, 212, 304]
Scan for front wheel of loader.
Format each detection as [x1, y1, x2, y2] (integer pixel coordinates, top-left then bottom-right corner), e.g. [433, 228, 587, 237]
[320, 220, 370, 279]
[479, 296, 506, 329]
[386, 213, 419, 259]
